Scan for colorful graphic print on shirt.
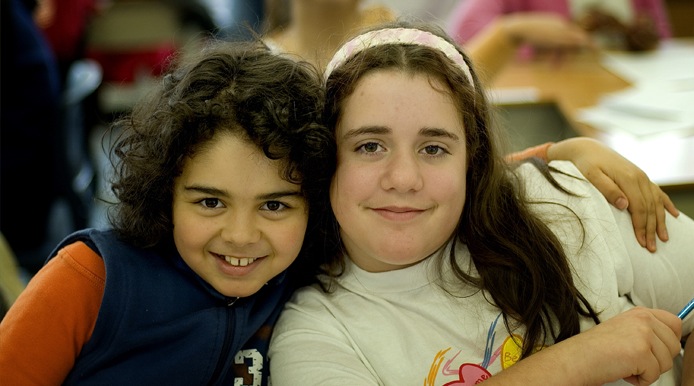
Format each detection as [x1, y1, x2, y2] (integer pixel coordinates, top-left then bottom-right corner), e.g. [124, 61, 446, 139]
[424, 313, 545, 385]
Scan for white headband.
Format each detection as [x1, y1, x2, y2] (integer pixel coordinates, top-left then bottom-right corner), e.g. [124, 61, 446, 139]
[324, 27, 475, 89]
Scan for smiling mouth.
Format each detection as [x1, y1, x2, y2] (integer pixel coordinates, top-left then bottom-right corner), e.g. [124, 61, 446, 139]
[219, 255, 262, 267]
[382, 207, 420, 212]
[373, 207, 425, 221]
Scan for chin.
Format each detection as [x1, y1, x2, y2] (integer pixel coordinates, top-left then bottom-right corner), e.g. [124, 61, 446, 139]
[377, 250, 427, 267]
[217, 284, 263, 299]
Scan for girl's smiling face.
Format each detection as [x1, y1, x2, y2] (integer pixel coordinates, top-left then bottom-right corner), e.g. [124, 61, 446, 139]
[330, 70, 468, 273]
[172, 132, 308, 298]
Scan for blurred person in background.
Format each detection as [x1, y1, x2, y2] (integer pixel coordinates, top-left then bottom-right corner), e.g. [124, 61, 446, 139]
[448, 0, 671, 55]
[263, 0, 395, 68]
[362, 0, 459, 25]
[33, 0, 105, 84]
[1, 0, 62, 277]
[261, 0, 591, 82]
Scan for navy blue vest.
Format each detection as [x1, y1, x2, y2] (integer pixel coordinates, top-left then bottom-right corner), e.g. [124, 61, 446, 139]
[48, 229, 291, 385]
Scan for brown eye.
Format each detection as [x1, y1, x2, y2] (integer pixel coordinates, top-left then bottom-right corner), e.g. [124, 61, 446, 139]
[261, 201, 288, 212]
[266, 201, 281, 211]
[357, 142, 383, 153]
[202, 198, 220, 208]
[427, 145, 443, 155]
[363, 142, 379, 152]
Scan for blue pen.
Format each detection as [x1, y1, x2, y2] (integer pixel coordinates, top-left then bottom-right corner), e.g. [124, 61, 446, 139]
[677, 297, 694, 320]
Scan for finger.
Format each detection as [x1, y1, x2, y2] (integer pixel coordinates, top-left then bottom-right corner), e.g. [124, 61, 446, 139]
[635, 355, 664, 386]
[644, 317, 681, 384]
[619, 175, 653, 251]
[588, 171, 629, 210]
[656, 187, 679, 218]
[586, 167, 651, 249]
[622, 183, 650, 250]
[651, 185, 670, 243]
[663, 195, 680, 218]
[621, 341, 661, 386]
[649, 329, 677, 375]
[652, 308, 683, 340]
[630, 309, 681, 385]
[639, 187, 657, 253]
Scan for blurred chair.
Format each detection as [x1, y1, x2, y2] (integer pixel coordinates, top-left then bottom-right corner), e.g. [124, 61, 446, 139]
[84, 0, 210, 114]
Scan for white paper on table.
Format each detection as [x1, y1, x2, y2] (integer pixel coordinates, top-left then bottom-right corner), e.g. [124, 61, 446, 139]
[577, 84, 694, 138]
[600, 41, 694, 85]
[599, 132, 694, 186]
[577, 106, 694, 138]
[579, 43, 694, 138]
[598, 83, 694, 121]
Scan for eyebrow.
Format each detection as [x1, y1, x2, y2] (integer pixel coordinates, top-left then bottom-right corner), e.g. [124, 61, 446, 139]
[341, 126, 389, 139]
[420, 127, 460, 141]
[341, 126, 460, 141]
[184, 185, 303, 200]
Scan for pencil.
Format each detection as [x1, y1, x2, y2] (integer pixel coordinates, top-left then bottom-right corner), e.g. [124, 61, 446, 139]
[677, 297, 694, 320]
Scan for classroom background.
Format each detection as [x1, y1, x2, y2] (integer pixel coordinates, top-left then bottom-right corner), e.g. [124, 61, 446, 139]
[2, 0, 693, 300]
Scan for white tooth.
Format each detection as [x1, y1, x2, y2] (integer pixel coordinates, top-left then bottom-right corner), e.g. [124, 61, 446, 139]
[223, 256, 257, 267]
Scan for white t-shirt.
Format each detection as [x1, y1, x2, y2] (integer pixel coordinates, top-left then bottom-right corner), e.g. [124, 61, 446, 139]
[269, 160, 694, 385]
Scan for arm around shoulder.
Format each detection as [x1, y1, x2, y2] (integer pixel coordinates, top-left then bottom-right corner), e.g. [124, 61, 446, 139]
[547, 137, 679, 251]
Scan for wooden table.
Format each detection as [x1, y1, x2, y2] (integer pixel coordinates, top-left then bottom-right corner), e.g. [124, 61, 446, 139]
[490, 46, 694, 190]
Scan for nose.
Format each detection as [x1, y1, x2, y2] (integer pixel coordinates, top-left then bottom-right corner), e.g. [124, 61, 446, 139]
[380, 151, 424, 192]
[220, 210, 261, 246]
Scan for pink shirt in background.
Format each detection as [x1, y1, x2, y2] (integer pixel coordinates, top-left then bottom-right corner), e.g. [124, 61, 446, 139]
[447, 0, 672, 44]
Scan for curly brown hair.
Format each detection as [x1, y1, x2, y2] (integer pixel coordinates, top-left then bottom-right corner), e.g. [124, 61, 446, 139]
[106, 39, 334, 284]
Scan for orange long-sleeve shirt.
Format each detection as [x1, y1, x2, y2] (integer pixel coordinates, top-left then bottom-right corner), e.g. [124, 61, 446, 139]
[0, 241, 105, 385]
